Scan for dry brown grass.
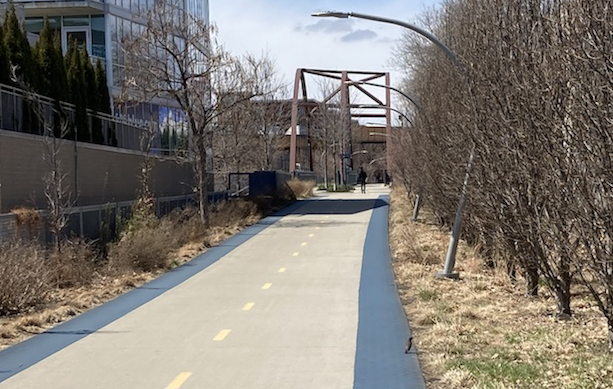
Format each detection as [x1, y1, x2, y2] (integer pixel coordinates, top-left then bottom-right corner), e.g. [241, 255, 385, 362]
[286, 179, 316, 198]
[209, 200, 261, 229]
[389, 188, 613, 388]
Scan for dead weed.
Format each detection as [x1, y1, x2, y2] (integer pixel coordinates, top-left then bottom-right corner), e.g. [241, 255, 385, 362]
[286, 179, 316, 198]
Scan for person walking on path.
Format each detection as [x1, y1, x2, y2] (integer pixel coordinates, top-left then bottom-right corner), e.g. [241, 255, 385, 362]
[358, 167, 367, 194]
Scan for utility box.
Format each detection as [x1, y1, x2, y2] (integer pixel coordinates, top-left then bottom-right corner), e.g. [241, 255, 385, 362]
[249, 171, 277, 197]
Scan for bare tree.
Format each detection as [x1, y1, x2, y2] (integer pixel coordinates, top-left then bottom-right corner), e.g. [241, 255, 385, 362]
[561, 0, 613, 350]
[392, 0, 613, 348]
[124, 1, 279, 227]
[309, 79, 352, 190]
[248, 65, 289, 171]
[212, 57, 286, 191]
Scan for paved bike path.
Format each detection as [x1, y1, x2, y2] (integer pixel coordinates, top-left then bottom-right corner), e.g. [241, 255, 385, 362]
[0, 185, 425, 388]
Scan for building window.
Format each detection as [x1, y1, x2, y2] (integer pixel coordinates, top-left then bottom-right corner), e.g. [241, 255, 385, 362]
[25, 17, 62, 36]
[63, 16, 90, 27]
[91, 15, 105, 58]
[110, 15, 118, 63]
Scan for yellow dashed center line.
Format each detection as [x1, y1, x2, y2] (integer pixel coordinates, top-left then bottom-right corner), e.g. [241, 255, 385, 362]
[262, 283, 272, 290]
[292, 252, 299, 257]
[165, 372, 192, 389]
[308, 233, 315, 238]
[315, 226, 321, 230]
[213, 329, 231, 341]
[301, 242, 307, 246]
[278, 267, 286, 273]
[242, 302, 255, 311]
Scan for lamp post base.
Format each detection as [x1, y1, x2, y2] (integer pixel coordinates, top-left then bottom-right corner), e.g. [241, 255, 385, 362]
[436, 271, 460, 279]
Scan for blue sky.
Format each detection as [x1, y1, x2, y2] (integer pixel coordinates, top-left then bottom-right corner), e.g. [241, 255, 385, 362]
[210, 0, 443, 97]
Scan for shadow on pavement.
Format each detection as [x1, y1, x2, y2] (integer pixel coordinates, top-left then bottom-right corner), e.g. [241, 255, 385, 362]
[271, 220, 363, 229]
[274, 198, 388, 216]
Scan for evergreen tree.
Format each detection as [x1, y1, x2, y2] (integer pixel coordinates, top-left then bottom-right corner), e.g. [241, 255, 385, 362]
[79, 49, 103, 144]
[0, 19, 10, 85]
[34, 18, 70, 137]
[94, 59, 111, 113]
[3, 4, 34, 86]
[4, 4, 37, 133]
[53, 33, 68, 102]
[65, 39, 89, 141]
[94, 59, 114, 145]
[80, 48, 95, 110]
[34, 18, 53, 96]
[35, 18, 66, 100]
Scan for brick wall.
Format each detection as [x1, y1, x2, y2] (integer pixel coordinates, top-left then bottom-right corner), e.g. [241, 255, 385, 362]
[0, 130, 193, 213]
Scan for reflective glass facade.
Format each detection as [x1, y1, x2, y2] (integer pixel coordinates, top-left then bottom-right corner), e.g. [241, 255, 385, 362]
[187, 0, 209, 24]
[21, 0, 209, 120]
[25, 15, 106, 59]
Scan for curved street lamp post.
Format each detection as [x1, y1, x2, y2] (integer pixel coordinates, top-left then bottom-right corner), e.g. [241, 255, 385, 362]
[345, 80, 420, 110]
[353, 104, 413, 125]
[312, 10, 476, 279]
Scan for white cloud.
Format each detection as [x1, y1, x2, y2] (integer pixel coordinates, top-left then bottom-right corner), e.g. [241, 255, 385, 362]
[340, 29, 378, 42]
[297, 19, 354, 34]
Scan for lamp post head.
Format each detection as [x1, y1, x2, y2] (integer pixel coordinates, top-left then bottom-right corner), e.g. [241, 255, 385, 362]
[311, 11, 351, 18]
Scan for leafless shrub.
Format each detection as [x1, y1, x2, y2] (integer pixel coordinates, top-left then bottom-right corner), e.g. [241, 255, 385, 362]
[0, 242, 49, 315]
[107, 226, 172, 272]
[47, 239, 98, 288]
[108, 201, 171, 272]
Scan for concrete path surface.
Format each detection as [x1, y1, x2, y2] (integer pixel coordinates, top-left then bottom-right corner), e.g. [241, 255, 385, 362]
[0, 184, 425, 388]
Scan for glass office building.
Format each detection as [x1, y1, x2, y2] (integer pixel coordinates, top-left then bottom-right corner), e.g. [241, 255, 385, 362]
[11, 0, 209, 124]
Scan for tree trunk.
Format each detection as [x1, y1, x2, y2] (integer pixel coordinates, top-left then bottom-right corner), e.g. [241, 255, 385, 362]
[323, 148, 328, 188]
[195, 135, 209, 229]
[555, 256, 572, 316]
[506, 260, 517, 283]
[608, 317, 613, 353]
[332, 152, 338, 191]
[525, 263, 539, 296]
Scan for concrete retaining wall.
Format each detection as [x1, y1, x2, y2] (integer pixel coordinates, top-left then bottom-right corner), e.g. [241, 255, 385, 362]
[0, 130, 193, 213]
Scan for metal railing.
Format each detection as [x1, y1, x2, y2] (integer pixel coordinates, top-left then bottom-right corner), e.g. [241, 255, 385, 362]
[0, 194, 195, 243]
[0, 82, 157, 152]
